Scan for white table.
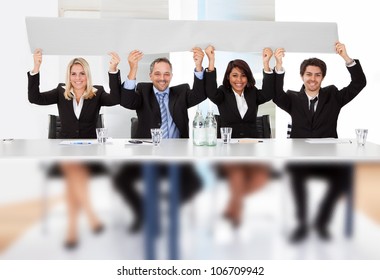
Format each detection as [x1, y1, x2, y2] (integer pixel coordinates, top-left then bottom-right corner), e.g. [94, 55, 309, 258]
[2, 138, 380, 259]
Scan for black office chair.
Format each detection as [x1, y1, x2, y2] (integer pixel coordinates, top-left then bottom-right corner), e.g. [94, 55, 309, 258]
[214, 114, 272, 138]
[48, 114, 104, 139]
[131, 117, 138, 139]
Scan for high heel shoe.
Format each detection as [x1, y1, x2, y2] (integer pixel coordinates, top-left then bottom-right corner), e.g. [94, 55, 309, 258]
[64, 239, 78, 250]
[223, 211, 241, 228]
[92, 224, 105, 235]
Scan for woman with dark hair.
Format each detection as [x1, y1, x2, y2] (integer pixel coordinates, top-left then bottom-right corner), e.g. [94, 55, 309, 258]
[204, 46, 278, 226]
[28, 49, 121, 248]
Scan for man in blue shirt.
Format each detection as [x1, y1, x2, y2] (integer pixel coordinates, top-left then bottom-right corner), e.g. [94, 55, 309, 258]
[114, 48, 206, 232]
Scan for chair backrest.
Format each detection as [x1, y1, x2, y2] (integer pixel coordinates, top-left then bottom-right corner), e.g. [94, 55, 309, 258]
[287, 123, 292, 138]
[131, 117, 138, 139]
[130, 115, 272, 139]
[48, 114, 104, 139]
[215, 114, 271, 138]
[256, 115, 272, 138]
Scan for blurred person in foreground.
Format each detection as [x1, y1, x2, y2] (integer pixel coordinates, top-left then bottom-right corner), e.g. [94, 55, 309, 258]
[273, 42, 366, 242]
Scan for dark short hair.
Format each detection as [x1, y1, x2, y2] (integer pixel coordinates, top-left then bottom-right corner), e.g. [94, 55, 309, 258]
[300, 58, 327, 78]
[149, 57, 172, 74]
[222, 59, 256, 89]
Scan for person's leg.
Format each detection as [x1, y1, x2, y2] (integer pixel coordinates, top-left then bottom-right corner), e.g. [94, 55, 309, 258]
[113, 163, 143, 232]
[245, 164, 270, 194]
[223, 164, 247, 226]
[60, 162, 103, 247]
[314, 165, 350, 239]
[287, 164, 309, 242]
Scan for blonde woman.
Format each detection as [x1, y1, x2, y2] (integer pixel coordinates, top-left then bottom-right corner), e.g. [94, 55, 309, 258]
[28, 49, 121, 248]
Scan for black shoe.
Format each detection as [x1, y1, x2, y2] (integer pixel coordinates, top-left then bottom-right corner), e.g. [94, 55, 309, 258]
[64, 240, 78, 250]
[289, 226, 308, 243]
[128, 219, 142, 234]
[315, 226, 331, 241]
[93, 224, 105, 235]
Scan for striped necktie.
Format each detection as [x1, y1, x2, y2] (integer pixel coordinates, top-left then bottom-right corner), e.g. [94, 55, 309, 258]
[158, 92, 169, 139]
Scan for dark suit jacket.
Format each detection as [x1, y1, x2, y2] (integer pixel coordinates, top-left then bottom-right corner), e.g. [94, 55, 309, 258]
[205, 69, 275, 138]
[120, 75, 206, 138]
[28, 71, 121, 139]
[273, 60, 366, 138]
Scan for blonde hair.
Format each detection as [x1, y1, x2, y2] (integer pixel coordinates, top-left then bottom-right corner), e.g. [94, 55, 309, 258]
[64, 57, 96, 100]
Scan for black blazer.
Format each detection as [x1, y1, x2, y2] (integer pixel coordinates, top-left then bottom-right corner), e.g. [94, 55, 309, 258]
[120, 75, 206, 138]
[205, 69, 275, 138]
[273, 60, 366, 138]
[28, 71, 121, 139]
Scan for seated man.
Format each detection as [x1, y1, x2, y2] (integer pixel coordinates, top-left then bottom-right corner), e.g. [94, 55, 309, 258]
[273, 42, 366, 242]
[114, 48, 207, 232]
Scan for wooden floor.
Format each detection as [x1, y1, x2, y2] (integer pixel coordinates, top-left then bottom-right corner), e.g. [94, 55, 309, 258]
[0, 196, 62, 252]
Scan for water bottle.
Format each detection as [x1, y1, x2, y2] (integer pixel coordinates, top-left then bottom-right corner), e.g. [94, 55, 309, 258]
[193, 108, 206, 146]
[204, 110, 217, 146]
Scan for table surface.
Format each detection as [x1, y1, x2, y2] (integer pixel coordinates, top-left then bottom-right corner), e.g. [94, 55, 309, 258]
[1, 138, 380, 162]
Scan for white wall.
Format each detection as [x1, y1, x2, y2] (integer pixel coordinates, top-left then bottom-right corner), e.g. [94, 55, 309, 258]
[2, 0, 376, 142]
[0, 1, 59, 139]
[275, 0, 380, 144]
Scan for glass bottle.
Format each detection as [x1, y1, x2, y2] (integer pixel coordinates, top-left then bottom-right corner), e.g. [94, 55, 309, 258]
[204, 110, 217, 146]
[193, 108, 206, 146]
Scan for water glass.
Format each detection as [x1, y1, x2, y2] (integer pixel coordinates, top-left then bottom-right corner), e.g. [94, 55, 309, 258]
[220, 127, 232, 144]
[150, 128, 162, 146]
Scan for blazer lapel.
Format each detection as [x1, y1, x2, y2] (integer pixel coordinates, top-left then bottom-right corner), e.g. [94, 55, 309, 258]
[226, 90, 243, 119]
[242, 88, 256, 119]
[313, 88, 327, 120]
[168, 87, 177, 118]
[299, 89, 312, 123]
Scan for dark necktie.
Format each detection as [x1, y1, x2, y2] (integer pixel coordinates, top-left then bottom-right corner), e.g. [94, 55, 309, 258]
[158, 93, 169, 139]
[309, 97, 318, 115]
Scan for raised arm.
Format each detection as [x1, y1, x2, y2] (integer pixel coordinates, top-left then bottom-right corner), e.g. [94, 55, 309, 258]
[204, 45, 224, 105]
[262, 47, 273, 73]
[108, 51, 120, 72]
[335, 41, 353, 65]
[120, 50, 144, 109]
[205, 45, 215, 72]
[100, 52, 122, 106]
[192, 47, 204, 72]
[272, 48, 291, 113]
[127, 50, 143, 80]
[32, 48, 42, 74]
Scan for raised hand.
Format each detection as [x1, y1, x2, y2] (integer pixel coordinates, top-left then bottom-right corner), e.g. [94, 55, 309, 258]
[32, 48, 43, 74]
[274, 48, 285, 72]
[192, 47, 204, 72]
[127, 50, 143, 80]
[205, 45, 215, 71]
[335, 42, 352, 64]
[108, 52, 121, 72]
[262, 48, 273, 72]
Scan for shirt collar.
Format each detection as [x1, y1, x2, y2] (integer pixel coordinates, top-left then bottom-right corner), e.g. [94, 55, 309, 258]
[61, 85, 98, 98]
[232, 89, 245, 98]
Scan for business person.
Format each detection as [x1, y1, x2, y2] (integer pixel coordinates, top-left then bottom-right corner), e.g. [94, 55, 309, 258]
[273, 42, 366, 242]
[114, 48, 206, 233]
[204, 45, 277, 226]
[28, 49, 121, 248]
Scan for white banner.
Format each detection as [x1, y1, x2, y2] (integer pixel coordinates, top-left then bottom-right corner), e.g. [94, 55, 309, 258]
[25, 17, 338, 55]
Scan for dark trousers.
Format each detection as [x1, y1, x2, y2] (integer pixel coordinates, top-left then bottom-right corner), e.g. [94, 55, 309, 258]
[113, 163, 202, 222]
[287, 163, 352, 229]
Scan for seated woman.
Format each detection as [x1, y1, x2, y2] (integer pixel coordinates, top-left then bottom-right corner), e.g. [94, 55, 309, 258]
[204, 45, 279, 227]
[28, 49, 121, 248]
